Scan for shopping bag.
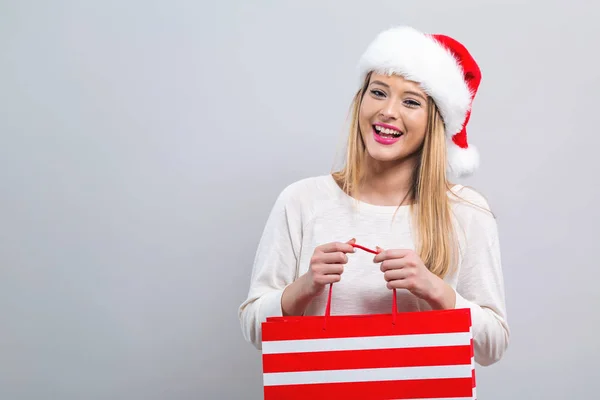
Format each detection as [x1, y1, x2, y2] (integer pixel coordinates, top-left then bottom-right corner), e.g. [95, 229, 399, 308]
[261, 244, 477, 400]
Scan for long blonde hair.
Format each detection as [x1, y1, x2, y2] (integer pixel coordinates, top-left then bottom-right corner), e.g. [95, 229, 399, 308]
[332, 72, 458, 279]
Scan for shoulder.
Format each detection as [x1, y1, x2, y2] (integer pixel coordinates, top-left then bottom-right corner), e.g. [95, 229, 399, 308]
[450, 184, 493, 213]
[270, 174, 339, 218]
[449, 184, 498, 233]
[276, 174, 337, 204]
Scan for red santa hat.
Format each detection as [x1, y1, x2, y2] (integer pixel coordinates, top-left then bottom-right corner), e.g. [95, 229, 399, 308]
[357, 26, 482, 177]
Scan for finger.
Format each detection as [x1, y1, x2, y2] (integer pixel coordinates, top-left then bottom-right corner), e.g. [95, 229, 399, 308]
[318, 263, 344, 275]
[383, 268, 411, 282]
[379, 258, 408, 272]
[319, 241, 356, 254]
[316, 274, 342, 285]
[319, 251, 349, 264]
[373, 248, 412, 263]
[386, 278, 415, 291]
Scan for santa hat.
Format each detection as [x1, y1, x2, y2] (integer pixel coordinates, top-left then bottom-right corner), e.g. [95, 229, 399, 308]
[357, 26, 482, 177]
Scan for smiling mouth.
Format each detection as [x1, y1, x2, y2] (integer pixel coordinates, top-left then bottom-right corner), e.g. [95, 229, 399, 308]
[373, 124, 403, 138]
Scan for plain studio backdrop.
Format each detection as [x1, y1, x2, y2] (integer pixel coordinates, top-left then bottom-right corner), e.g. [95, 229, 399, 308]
[1, 1, 599, 399]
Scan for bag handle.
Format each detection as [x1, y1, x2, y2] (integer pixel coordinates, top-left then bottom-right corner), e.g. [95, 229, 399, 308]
[323, 243, 398, 330]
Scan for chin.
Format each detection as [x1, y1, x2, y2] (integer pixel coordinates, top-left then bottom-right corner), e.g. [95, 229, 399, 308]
[365, 147, 405, 163]
[365, 142, 421, 165]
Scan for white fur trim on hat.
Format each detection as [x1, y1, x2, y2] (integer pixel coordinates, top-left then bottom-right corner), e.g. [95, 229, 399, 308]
[357, 26, 472, 137]
[447, 140, 480, 177]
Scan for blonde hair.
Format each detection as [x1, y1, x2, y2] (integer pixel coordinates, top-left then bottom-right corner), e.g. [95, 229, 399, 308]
[332, 72, 458, 279]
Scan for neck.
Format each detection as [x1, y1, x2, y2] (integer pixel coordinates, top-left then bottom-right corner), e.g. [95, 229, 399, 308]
[357, 155, 418, 206]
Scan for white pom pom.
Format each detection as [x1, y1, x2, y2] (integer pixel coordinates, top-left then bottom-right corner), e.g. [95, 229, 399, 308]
[447, 141, 480, 177]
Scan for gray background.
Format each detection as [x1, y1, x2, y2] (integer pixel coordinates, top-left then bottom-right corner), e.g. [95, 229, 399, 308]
[1, 1, 598, 399]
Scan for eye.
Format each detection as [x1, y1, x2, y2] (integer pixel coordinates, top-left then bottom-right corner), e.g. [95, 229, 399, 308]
[370, 89, 386, 98]
[404, 99, 421, 108]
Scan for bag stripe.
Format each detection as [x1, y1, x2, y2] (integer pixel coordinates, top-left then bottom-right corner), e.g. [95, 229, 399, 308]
[263, 345, 472, 373]
[263, 364, 472, 386]
[263, 377, 474, 399]
[263, 309, 471, 341]
[263, 331, 471, 354]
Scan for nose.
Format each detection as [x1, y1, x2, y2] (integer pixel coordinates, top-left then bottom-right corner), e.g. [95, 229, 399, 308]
[379, 99, 400, 120]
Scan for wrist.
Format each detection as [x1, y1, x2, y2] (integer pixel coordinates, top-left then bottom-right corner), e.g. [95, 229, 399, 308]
[427, 278, 456, 310]
[298, 274, 324, 301]
[281, 274, 319, 316]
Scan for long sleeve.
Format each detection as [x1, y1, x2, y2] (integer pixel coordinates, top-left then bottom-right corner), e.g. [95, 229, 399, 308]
[453, 191, 510, 366]
[238, 184, 303, 350]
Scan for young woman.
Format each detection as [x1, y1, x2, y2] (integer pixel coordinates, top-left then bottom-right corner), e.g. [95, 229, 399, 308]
[238, 26, 509, 367]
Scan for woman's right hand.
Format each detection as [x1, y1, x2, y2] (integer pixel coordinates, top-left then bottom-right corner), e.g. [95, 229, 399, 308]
[302, 238, 356, 296]
[281, 238, 356, 316]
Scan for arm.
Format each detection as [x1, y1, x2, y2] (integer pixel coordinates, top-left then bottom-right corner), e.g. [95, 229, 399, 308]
[238, 185, 303, 350]
[281, 273, 316, 316]
[453, 196, 510, 366]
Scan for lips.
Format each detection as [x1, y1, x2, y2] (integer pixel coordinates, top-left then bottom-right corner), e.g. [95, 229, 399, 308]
[372, 123, 403, 145]
[373, 123, 403, 137]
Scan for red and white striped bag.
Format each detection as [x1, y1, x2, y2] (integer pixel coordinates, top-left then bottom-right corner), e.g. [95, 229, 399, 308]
[261, 246, 477, 399]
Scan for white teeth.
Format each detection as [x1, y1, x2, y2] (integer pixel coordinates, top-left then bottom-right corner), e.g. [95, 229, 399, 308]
[375, 125, 401, 136]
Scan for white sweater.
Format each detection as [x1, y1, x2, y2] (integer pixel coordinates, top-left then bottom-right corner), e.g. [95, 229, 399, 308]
[238, 174, 509, 366]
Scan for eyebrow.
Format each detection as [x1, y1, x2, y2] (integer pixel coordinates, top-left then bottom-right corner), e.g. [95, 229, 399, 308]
[370, 80, 427, 100]
[404, 90, 427, 101]
[370, 80, 390, 88]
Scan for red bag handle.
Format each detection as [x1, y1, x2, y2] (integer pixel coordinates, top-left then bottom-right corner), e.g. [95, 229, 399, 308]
[323, 243, 398, 330]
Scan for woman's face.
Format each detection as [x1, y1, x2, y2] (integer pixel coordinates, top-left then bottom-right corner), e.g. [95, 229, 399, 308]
[359, 73, 430, 164]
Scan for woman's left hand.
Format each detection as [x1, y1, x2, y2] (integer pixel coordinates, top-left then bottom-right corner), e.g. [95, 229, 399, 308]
[373, 247, 456, 310]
